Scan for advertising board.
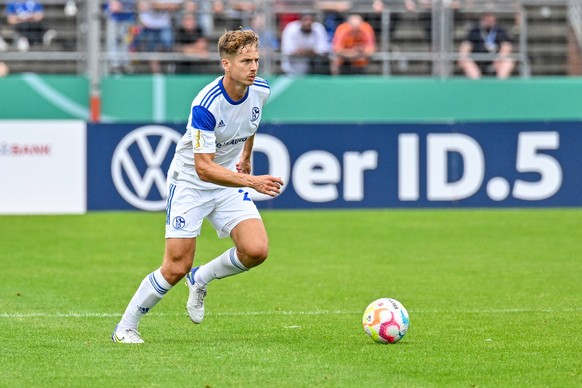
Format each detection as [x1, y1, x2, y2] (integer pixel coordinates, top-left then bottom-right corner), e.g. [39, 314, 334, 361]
[0, 120, 86, 214]
[87, 121, 581, 210]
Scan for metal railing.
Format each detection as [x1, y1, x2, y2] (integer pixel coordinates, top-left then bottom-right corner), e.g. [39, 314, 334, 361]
[568, 0, 582, 51]
[370, 1, 531, 78]
[0, 0, 571, 78]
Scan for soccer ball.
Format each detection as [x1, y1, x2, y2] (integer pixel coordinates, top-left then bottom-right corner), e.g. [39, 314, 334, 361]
[362, 298, 409, 344]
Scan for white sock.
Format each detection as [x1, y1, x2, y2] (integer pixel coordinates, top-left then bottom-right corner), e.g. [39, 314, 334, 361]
[194, 247, 248, 286]
[117, 268, 172, 330]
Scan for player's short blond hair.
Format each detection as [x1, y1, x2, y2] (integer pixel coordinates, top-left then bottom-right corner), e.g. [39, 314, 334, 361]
[218, 29, 260, 58]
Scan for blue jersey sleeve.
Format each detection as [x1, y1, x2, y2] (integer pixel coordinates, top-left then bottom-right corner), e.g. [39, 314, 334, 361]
[190, 105, 216, 131]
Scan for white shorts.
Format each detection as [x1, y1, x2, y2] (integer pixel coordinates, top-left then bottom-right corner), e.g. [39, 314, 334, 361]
[165, 183, 261, 239]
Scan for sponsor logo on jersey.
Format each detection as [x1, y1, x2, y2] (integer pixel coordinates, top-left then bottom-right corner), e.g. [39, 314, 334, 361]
[217, 119, 225, 127]
[216, 137, 248, 149]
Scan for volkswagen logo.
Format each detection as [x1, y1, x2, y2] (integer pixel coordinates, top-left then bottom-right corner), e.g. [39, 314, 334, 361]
[111, 125, 181, 211]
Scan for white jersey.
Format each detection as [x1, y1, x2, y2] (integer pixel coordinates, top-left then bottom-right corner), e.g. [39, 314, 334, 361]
[169, 76, 270, 189]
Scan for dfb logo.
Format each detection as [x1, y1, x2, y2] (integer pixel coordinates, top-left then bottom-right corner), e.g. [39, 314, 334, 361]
[111, 125, 181, 211]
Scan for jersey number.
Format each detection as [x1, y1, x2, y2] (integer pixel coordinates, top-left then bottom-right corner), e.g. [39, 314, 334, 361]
[238, 189, 252, 201]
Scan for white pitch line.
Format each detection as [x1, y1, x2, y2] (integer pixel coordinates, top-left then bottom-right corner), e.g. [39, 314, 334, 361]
[0, 310, 353, 319]
[0, 307, 580, 319]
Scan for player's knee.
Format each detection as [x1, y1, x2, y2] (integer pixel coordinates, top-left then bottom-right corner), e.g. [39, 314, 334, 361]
[239, 244, 269, 267]
[162, 254, 193, 284]
[164, 266, 189, 284]
[248, 246, 269, 264]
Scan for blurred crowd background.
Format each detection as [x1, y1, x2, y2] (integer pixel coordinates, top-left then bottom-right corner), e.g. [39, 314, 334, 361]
[0, 0, 580, 78]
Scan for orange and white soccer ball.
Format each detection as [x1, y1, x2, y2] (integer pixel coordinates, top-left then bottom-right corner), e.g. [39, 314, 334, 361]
[362, 298, 410, 344]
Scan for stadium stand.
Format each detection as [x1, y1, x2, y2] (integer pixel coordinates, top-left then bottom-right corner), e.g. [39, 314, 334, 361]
[0, 0, 577, 76]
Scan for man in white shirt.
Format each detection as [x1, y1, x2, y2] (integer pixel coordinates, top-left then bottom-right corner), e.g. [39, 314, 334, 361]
[112, 29, 284, 344]
[281, 14, 330, 75]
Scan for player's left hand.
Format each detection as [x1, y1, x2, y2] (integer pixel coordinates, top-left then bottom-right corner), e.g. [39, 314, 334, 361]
[236, 160, 251, 174]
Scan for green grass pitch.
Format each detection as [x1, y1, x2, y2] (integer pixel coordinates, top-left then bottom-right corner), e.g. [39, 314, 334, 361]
[0, 209, 580, 387]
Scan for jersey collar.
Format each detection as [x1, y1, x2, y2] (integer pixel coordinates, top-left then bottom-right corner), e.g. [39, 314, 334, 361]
[219, 77, 250, 106]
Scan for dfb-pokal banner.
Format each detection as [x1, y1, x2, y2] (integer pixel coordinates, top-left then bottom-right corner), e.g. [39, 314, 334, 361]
[87, 121, 582, 211]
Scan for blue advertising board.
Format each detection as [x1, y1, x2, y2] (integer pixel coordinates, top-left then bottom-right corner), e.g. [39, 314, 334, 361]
[87, 123, 184, 210]
[87, 121, 582, 210]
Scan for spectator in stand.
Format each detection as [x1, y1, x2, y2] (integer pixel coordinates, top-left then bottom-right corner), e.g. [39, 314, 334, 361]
[5, 0, 56, 52]
[316, 0, 350, 43]
[0, 36, 7, 52]
[331, 14, 376, 75]
[132, 0, 183, 73]
[458, 12, 514, 79]
[0, 61, 9, 76]
[281, 13, 329, 76]
[248, 12, 279, 54]
[217, 0, 258, 30]
[183, 0, 223, 37]
[174, 12, 209, 73]
[274, 0, 320, 33]
[105, 0, 137, 74]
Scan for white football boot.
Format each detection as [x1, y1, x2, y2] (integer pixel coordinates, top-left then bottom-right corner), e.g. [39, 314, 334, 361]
[185, 266, 207, 324]
[111, 325, 144, 344]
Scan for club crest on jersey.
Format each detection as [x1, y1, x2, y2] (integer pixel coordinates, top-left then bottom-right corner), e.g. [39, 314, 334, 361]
[251, 107, 260, 122]
[194, 130, 205, 151]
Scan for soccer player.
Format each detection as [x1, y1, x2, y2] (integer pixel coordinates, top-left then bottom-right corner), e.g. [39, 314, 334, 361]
[112, 29, 284, 344]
